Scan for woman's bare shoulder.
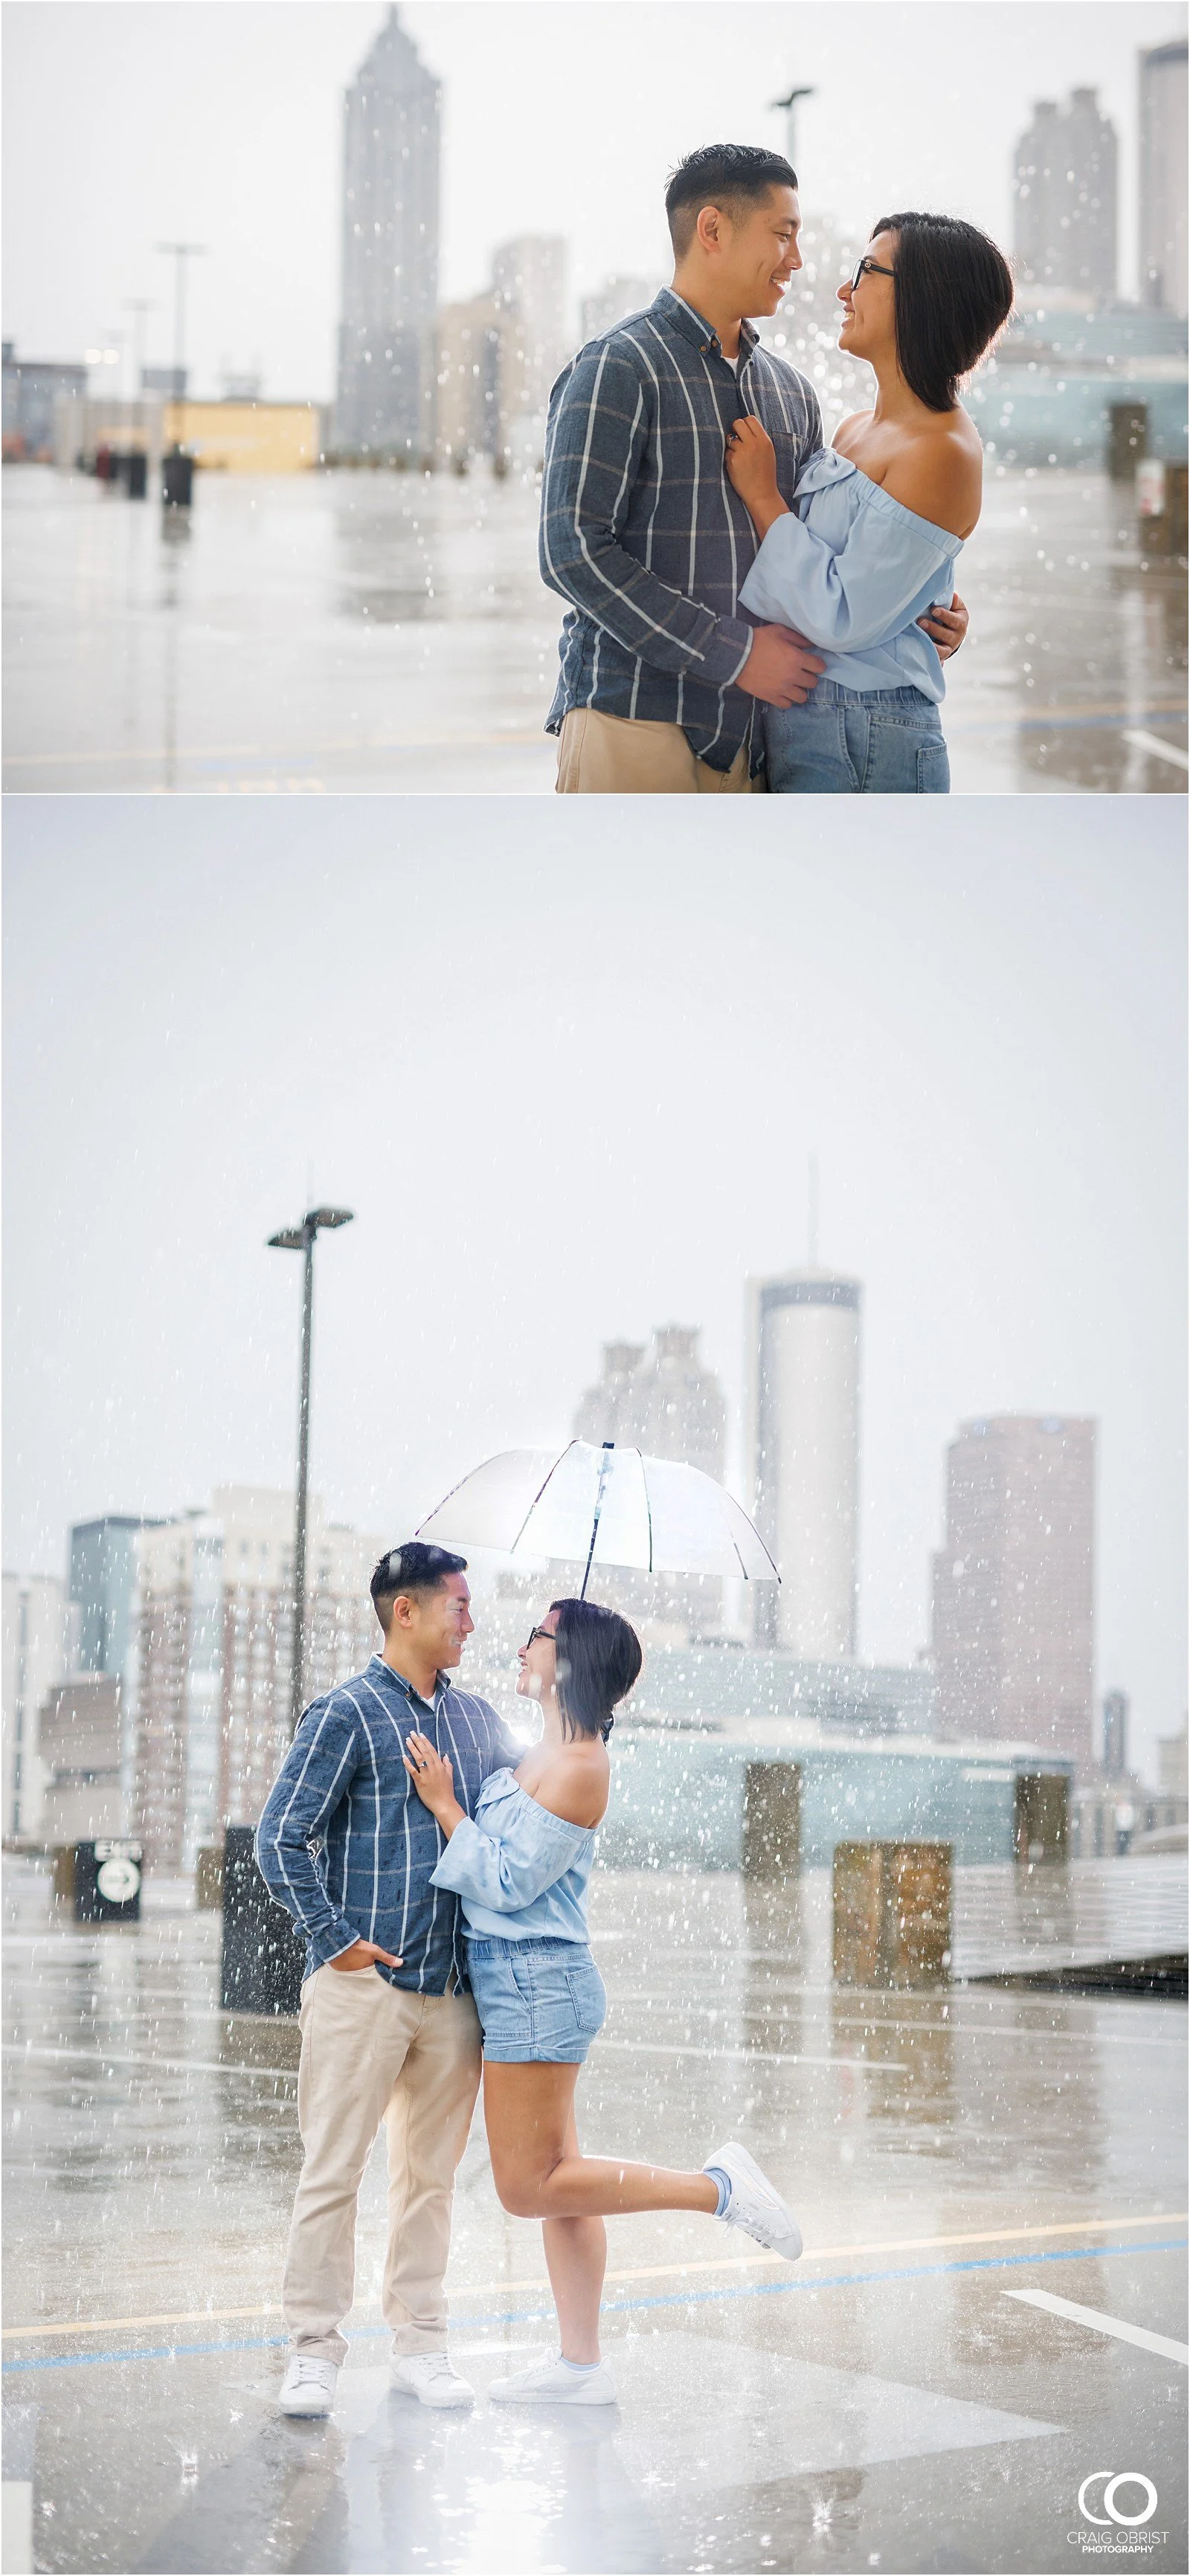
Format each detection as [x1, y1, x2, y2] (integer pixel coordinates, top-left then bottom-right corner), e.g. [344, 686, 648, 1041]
[529, 1743, 608, 1830]
[832, 410, 873, 456]
[882, 413, 982, 537]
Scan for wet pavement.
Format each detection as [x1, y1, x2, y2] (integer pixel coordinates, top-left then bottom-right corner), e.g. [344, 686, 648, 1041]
[3, 463, 1185, 797]
[3, 1857, 1186, 2573]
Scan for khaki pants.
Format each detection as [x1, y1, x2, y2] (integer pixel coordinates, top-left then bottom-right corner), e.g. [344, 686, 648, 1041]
[283, 1965, 482, 2363]
[556, 706, 755, 794]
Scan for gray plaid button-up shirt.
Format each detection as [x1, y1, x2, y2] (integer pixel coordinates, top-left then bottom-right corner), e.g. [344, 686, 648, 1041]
[540, 287, 822, 772]
[255, 1656, 521, 1994]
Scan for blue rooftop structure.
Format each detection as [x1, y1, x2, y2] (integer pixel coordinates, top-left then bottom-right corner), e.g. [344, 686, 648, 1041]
[602, 1724, 1075, 1872]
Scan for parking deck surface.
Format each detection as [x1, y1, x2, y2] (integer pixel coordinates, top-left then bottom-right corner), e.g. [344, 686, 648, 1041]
[3, 464, 1186, 796]
[3, 1859, 1186, 2573]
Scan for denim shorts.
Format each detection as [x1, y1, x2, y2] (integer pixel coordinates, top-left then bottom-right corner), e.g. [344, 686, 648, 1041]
[763, 681, 950, 795]
[466, 1936, 607, 2064]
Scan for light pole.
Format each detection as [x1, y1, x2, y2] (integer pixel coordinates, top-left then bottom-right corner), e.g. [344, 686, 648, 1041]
[155, 241, 207, 398]
[268, 1206, 355, 1733]
[771, 84, 815, 176]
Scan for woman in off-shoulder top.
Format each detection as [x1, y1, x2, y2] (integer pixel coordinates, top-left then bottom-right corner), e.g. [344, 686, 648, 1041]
[726, 210, 1014, 793]
[403, 1595, 803, 2409]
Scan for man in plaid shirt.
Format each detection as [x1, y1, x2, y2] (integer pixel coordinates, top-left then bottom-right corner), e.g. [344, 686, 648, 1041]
[541, 143, 965, 792]
[257, 1541, 521, 2419]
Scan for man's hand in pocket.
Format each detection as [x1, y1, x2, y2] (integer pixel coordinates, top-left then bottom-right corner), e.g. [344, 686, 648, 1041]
[329, 1939, 403, 1971]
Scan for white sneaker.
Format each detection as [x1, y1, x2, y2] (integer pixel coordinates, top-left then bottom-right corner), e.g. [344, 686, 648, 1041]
[704, 2139, 803, 2262]
[278, 2354, 339, 2417]
[489, 2351, 617, 2406]
[389, 2351, 475, 2409]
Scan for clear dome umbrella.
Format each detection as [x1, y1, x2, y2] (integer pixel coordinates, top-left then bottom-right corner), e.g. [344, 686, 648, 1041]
[415, 1439, 779, 1598]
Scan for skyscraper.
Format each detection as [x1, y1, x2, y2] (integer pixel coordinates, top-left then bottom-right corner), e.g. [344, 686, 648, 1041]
[0, 1572, 75, 1838]
[71, 1514, 161, 1826]
[744, 1272, 861, 1660]
[70, 1516, 159, 1681]
[578, 278, 664, 346]
[334, 7, 441, 460]
[132, 1489, 382, 1872]
[491, 235, 569, 435]
[1139, 40, 1189, 318]
[573, 1327, 727, 1637]
[1014, 88, 1118, 303]
[575, 1327, 726, 1481]
[1101, 1687, 1128, 1779]
[930, 1417, 1095, 1769]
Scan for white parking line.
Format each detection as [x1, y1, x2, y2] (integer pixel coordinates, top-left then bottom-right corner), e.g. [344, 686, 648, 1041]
[1122, 727, 1190, 772]
[2, 2041, 295, 2084]
[1003, 2287, 1189, 2363]
[594, 2038, 907, 2070]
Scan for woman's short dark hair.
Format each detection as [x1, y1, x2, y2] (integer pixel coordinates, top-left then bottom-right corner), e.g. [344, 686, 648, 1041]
[549, 1598, 643, 1743]
[871, 212, 1014, 412]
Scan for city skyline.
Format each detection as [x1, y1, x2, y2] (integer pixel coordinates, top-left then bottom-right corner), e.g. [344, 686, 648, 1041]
[4, 2, 1184, 404]
[4, 797, 1185, 1781]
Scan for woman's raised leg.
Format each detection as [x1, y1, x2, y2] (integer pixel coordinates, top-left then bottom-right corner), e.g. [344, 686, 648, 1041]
[483, 2062, 719, 2224]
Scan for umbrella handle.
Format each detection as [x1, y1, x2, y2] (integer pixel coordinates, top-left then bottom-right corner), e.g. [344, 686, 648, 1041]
[579, 1443, 615, 1600]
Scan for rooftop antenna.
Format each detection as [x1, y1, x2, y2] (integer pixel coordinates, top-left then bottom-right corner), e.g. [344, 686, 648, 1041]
[771, 84, 816, 177]
[808, 1153, 820, 1269]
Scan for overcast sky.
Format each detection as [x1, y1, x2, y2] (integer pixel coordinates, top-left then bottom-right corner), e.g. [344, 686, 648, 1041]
[4, 796, 1185, 1780]
[4, 1, 1186, 400]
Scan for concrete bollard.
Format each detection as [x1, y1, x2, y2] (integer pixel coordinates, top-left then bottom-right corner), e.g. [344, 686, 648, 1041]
[196, 1846, 225, 1911]
[219, 1825, 305, 2015]
[1136, 457, 1189, 558]
[833, 1841, 952, 1989]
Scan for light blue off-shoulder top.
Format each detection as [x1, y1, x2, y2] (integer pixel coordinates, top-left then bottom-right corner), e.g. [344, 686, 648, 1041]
[429, 1767, 596, 1943]
[738, 446, 963, 703]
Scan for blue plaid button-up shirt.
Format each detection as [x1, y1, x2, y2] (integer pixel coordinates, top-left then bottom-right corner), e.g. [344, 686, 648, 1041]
[255, 1656, 521, 1994]
[540, 287, 823, 772]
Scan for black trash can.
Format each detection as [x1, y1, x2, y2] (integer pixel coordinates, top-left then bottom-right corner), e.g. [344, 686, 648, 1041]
[1108, 402, 1148, 480]
[162, 446, 195, 509]
[219, 1825, 305, 2015]
[126, 451, 148, 500]
[74, 1839, 143, 1925]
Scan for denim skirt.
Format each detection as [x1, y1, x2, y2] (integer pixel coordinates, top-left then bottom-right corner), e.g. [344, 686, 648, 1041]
[466, 1936, 607, 2064]
[763, 681, 950, 795]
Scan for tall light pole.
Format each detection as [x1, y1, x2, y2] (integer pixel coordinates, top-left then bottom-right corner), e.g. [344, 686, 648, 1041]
[771, 84, 815, 177]
[268, 1206, 354, 1732]
[156, 241, 207, 397]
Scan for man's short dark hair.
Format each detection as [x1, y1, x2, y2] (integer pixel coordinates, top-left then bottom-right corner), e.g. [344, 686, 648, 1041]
[665, 145, 798, 257]
[370, 1542, 468, 1629]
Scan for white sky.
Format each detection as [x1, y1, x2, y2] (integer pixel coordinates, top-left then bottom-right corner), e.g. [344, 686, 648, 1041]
[4, 796, 1185, 1782]
[3, 1, 1186, 401]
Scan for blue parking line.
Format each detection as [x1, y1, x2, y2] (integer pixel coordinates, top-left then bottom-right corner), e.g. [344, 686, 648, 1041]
[3, 2237, 1183, 2375]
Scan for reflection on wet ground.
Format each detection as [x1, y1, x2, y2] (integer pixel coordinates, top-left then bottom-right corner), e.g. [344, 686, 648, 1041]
[3, 1861, 1186, 2572]
[3, 463, 1185, 794]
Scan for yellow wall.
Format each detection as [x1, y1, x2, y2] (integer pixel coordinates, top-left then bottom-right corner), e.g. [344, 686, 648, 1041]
[163, 401, 320, 474]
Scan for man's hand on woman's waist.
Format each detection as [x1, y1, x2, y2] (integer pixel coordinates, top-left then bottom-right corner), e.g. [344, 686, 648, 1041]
[918, 593, 968, 657]
[738, 624, 826, 707]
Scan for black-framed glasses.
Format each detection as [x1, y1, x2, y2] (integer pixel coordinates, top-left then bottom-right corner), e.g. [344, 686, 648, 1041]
[524, 1625, 557, 1650]
[849, 255, 895, 289]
